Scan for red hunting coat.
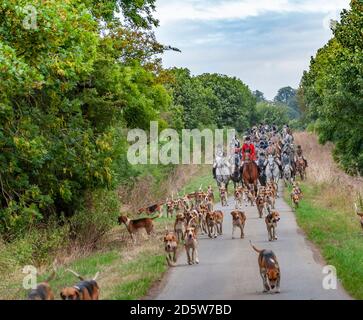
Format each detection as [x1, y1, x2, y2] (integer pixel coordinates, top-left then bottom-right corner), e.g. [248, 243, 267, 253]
[236, 143, 256, 161]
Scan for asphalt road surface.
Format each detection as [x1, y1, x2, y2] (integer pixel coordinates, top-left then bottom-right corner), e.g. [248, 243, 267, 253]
[154, 185, 351, 300]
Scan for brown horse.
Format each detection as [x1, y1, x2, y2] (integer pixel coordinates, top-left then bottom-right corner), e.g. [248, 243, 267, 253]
[240, 153, 259, 196]
[295, 157, 306, 180]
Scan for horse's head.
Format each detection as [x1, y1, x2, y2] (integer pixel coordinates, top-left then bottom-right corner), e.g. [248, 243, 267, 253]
[268, 155, 275, 166]
[215, 155, 224, 168]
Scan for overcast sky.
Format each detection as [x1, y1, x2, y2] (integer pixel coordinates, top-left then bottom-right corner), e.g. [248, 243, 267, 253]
[154, 0, 350, 99]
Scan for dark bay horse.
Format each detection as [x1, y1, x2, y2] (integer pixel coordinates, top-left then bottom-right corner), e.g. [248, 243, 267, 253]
[257, 158, 267, 186]
[230, 154, 242, 189]
[240, 153, 259, 195]
[295, 157, 306, 180]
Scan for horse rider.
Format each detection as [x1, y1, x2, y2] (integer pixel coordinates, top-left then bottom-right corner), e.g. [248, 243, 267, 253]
[281, 150, 292, 172]
[266, 141, 276, 156]
[232, 135, 241, 149]
[231, 135, 241, 165]
[295, 145, 308, 167]
[282, 124, 288, 137]
[258, 138, 268, 150]
[283, 131, 293, 146]
[212, 144, 224, 179]
[237, 136, 257, 165]
[257, 151, 266, 172]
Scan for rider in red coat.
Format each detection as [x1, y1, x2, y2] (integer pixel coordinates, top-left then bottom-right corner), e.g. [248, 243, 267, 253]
[236, 136, 256, 161]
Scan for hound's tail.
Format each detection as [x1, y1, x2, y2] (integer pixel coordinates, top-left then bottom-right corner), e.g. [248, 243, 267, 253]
[187, 216, 196, 228]
[249, 240, 262, 253]
[151, 211, 163, 220]
[66, 269, 84, 281]
[93, 272, 100, 281]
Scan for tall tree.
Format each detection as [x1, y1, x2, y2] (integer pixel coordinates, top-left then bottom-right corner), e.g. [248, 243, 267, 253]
[298, 0, 363, 175]
[253, 90, 265, 102]
[275, 86, 300, 119]
[0, 0, 170, 235]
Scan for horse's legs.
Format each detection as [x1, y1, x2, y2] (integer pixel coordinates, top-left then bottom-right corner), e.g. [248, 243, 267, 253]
[225, 180, 229, 196]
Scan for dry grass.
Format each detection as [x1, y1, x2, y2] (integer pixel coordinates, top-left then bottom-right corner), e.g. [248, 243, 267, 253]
[295, 131, 363, 214]
[0, 163, 208, 300]
[290, 132, 363, 299]
[118, 165, 204, 214]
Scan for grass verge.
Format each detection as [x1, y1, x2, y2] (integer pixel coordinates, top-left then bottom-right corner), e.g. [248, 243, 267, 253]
[1, 166, 219, 300]
[5, 217, 171, 300]
[284, 183, 363, 299]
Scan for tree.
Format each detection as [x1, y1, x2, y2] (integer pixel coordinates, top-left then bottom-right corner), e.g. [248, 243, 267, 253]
[167, 70, 257, 132]
[298, 0, 363, 175]
[274, 86, 300, 119]
[256, 102, 289, 127]
[253, 90, 265, 102]
[274, 86, 296, 104]
[197, 73, 257, 132]
[0, 0, 171, 236]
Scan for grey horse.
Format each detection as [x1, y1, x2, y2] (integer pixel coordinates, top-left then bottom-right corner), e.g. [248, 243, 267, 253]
[214, 154, 232, 191]
[265, 155, 280, 193]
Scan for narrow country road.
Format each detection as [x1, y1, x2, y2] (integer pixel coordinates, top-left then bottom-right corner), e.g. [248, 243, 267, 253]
[154, 184, 351, 300]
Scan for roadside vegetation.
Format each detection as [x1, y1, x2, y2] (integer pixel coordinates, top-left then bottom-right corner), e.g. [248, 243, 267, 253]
[0, 164, 221, 300]
[297, 1, 362, 175]
[285, 132, 363, 299]
[2, 0, 361, 301]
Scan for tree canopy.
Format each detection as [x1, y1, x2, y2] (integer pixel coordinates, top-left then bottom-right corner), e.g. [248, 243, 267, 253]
[0, 0, 168, 235]
[298, 0, 363, 175]
[274, 86, 300, 120]
[168, 69, 257, 131]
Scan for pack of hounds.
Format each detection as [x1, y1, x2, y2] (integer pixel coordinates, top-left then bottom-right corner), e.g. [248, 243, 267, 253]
[27, 181, 304, 299]
[117, 178, 304, 295]
[28, 267, 100, 300]
[28, 125, 307, 299]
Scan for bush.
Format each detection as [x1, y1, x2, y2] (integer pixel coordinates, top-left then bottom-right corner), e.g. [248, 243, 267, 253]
[0, 1, 171, 238]
[298, 2, 363, 175]
[0, 221, 69, 268]
[68, 189, 120, 249]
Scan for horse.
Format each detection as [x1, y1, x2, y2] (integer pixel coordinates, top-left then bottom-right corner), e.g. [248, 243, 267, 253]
[281, 153, 293, 186]
[295, 156, 307, 180]
[282, 143, 296, 180]
[282, 163, 293, 187]
[230, 154, 242, 189]
[266, 143, 277, 157]
[214, 155, 231, 192]
[265, 155, 280, 193]
[240, 153, 259, 196]
[257, 156, 267, 187]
